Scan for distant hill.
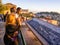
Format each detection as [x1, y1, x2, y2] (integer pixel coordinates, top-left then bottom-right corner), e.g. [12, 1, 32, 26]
[36, 12, 60, 15]
[35, 12, 60, 20]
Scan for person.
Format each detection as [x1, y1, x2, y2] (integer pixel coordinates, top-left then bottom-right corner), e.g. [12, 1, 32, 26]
[4, 12, 9, 22]
[6, 7, 16, 25]
[4, 7, 19, 45]
[16, 7, 23, 26]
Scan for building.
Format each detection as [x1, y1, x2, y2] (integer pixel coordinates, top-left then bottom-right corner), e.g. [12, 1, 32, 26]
[21, 9, 29, 13]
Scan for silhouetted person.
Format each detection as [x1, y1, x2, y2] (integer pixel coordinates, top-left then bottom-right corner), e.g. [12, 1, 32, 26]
[4, 12, 9, 22]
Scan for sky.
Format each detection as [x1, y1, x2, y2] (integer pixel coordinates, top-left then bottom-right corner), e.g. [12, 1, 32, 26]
[2, 0, 60, 13]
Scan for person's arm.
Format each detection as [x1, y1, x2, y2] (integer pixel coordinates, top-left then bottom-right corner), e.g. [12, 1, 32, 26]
[8, 35, 18, 45]
[14, 38, 18, 45]
[16, 16, 20, 26]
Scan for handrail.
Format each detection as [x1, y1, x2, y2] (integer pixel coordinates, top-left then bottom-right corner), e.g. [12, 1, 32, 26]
[18, 30, 26, 45]
[25, 22, 48, 45]
[20, 30, 26, 45]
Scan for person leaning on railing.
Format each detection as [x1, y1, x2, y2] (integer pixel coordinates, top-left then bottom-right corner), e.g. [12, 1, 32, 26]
[16, 7, 23, 27]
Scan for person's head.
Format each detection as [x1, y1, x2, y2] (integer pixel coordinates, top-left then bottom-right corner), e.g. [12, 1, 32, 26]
[6, 24, 18, 37]
[10, 7, 16, 13]
[16, 7, 22, 14]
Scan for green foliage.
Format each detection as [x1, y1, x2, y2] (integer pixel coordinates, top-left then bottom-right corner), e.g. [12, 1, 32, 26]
[0, 4, 8, 14]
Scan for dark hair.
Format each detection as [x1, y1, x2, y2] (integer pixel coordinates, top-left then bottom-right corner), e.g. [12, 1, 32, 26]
[10, 7, 16, 13]
[17, 7, 21, 11]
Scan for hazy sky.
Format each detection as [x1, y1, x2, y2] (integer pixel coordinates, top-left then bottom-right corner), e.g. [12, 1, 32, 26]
[2, 0, 60, 13]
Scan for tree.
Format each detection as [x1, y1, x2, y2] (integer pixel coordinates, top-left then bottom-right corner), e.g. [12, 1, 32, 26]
[0, 3, 8, 14]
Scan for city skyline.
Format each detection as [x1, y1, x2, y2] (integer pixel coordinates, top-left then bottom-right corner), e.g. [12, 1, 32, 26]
[2, 0, 60, 13]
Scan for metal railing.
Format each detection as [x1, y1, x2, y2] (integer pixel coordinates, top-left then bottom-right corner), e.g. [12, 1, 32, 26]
[18, 30, 26, 45]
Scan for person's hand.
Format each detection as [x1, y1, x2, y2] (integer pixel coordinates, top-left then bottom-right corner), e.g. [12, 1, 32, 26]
[13, 31, 18, 37]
